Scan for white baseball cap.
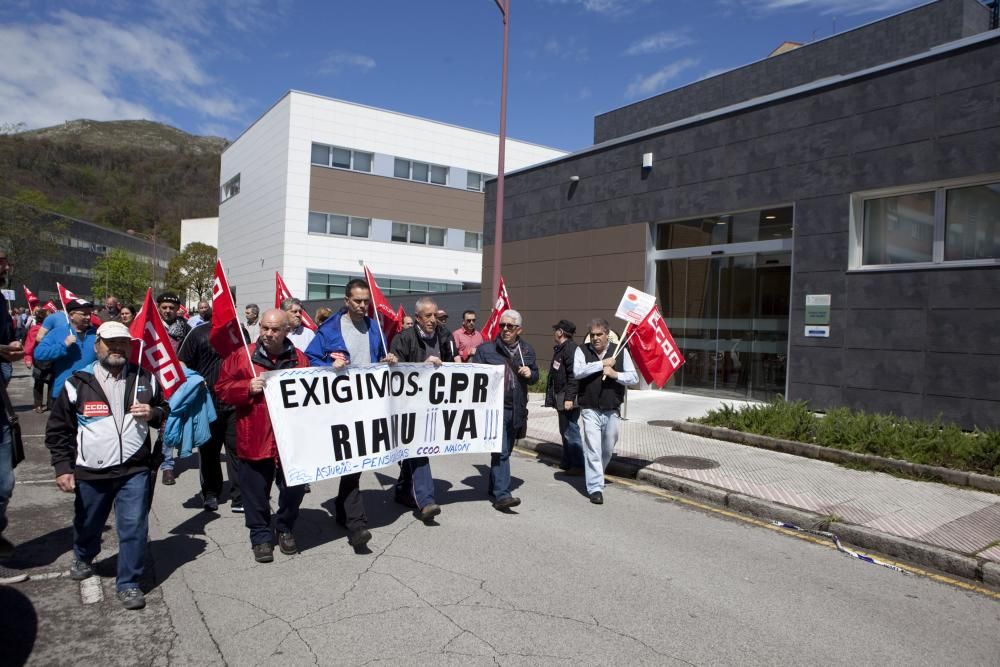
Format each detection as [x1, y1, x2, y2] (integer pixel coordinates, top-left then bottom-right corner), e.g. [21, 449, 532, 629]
[97, 321, 132, 340]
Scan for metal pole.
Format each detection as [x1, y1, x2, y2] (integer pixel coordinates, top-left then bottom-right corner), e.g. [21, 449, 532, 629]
[491, 0, 509, 300]
[152, 227, 158, 289]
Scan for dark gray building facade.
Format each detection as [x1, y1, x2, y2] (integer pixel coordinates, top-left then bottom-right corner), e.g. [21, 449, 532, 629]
[483, 0, 1000, 428]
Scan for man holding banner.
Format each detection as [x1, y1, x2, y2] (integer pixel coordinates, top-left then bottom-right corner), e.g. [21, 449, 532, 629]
[471, 309, 538, 510]
[573, 318, 638, 505]
[216, 309, 309, 563]
[305, 279, 393, 546]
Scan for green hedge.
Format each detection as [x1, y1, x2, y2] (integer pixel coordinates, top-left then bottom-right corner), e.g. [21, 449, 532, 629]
[696, 399, 1000, 476]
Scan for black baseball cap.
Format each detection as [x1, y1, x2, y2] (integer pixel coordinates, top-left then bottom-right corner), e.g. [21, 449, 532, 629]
[552, 319, 576, 336]
[66, 298, 94, 312]
[156, 292, 182, 305]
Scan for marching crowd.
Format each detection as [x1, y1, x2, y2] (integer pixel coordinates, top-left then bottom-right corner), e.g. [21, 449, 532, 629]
[0, 254, 636, 611]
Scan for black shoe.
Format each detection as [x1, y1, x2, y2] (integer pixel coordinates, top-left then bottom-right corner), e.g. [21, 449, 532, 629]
[69, 558, 94, 580]
[252, 543, 274, 563]
[277, 532, 297, 555]
[0, 535, 15, 560]
[492, 496, 522, 511]
[589, 492, 604, 505]
[231, 502, 244, 514]
[203, 494, 219, 512]
[394, 492, 418, 509]
[117, 588, 146, 610]
[417, 503, 441, 522]
[0, 564, 28, 584]
[161, 469, 175, 486]
[348, 528, 372, 547]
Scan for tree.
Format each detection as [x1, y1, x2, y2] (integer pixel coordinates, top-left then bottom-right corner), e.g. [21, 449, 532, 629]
[165, 242, 217, 303]
[0, 195, 66, 287]
[92, 248, 150, 304]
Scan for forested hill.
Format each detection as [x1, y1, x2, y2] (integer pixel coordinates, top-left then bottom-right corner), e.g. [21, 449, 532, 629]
[0, 119, 227, 247]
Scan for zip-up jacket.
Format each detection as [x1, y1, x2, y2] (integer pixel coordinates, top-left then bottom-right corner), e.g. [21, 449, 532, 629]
[33, 323, 98, 398]
[306, 307, 383, 366]
[45, 361, 169, 480]
[177, 320, 247, 414]
[215, 339, 310, 461]
[471, 338, 538, 436]
[162, 367, 217, 458]
[544, 339, 579, 409]
[389, 324, 457, 364]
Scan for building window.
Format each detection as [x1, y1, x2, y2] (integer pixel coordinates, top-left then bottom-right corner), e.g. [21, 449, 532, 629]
[311, 143, 373, 173]
[394, 157, 448, 185]
[220, 174, 240, 203]
[467, 171, 483, 192]
[655, 207, 793, 250]
[308, 270, 459, 299]
[851, 176, 1000, 269]
[307, 271, 353, 300]
[465, 231, 482, 250]
[308, 211, 371, 239]
[391, 222, 446, 246]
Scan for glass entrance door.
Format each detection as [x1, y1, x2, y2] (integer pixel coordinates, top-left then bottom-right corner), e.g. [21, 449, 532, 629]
[655, 252, 790, 401]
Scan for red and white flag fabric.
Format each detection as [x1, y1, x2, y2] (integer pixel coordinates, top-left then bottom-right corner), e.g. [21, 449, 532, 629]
[43, 301, 57, 314]
[210, 261, 250, 361]
[482, 276, 511, 341]
[23, 286, 39, 311]
[362, 265, 399, 341]
[129, 289, 186, 399]
[275, 272, 317, 331]
[56, 282, 80, 310]
[628, 307, 685, 388]
[178, 304, 190, 320]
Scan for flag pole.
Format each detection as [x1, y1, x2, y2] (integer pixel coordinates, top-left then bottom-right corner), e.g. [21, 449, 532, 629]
[56, 282, 70, 324]
[612, 323, 637, 361]
[133, 338, 145, 404]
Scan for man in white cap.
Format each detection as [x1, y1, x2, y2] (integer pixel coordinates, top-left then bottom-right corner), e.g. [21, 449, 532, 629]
[46, 321, 170, 610]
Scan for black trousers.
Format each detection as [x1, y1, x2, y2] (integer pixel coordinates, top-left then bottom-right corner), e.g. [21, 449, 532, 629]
[32, 376, 53, 409]
[199, 409, 240, 503]
[335, 473, 367, 531]
[239, 458, 305, 546]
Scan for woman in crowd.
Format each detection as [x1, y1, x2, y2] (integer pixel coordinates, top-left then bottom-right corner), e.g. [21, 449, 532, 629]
[118, 304, 137, 326]
[314, 307, 333, 326]
[22, 307, 54, 412]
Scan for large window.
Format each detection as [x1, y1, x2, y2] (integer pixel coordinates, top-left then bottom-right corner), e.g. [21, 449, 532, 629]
[851, 176, 1000, 269]
[391, 222, 446, 246]
[465, 231, 483, 250]
[465, 172, 493, 192]
[394, 158, 448, 185]
[307, 270, 458, 300]
[308, 212, 371, 239]
[311, 143, 373, 173]
[656, 207, 793, 250]
[307, 271, 352, 300]
[220, 174, 240, 203]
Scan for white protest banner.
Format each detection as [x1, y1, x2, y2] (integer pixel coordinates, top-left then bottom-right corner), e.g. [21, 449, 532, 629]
[615, 286, 656, 325]
[262, 363, 505, 486]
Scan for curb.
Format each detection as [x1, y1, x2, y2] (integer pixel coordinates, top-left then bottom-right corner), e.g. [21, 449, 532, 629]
[671, 421, 1000, 495]
[519, 436, 999, 589]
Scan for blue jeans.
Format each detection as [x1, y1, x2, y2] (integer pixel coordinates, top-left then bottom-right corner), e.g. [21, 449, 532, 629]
[580, 409, 620, 495]
[489, 410, 515, 501]
[558, 408, 584, 469]
[0, 423, 13, 535]
[159, 434, 174, 471]
[0, 362, 11, 387]
[396, 457, 436, 509]
[74, 471, 150, 591]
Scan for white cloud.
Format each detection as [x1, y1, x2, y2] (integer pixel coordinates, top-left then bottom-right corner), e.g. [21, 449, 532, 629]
[626, 58, 701, 99]
[577, 86, 593, 100]
[0, 10, 242, 129]
[319, 52, 377, 75]
[725, 0, 920, 15]
[543, 37, 589, 62]
[543, 0, 652, 17]
[624, 29, 694, 56]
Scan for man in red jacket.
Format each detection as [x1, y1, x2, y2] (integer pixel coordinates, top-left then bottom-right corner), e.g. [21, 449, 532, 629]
[215, 309, 309, 563]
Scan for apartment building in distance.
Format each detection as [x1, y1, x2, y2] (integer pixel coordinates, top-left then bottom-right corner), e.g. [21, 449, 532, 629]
[217, 91, 566, 310]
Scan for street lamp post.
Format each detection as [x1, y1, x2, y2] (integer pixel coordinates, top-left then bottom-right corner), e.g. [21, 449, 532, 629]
[127, 227, 158, 289]
[491, 0, 510, 301]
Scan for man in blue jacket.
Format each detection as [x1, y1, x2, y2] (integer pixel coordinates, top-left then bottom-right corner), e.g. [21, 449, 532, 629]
[471, 309, 538, 510]
[305, 278, 393, 548]
[33, 299, 98, 399]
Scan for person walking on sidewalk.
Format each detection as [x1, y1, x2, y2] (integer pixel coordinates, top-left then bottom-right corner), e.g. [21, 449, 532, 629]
[471, 309, 538, 510]
[33, 298, 98, 399]
[545, 319, 583, 474]
[215, 309, 308, 563]
[573, 318, 637, 505]
[45, 321, 170, 609]
[305, 279, 396, 547]
[390, 296, 456, 522]
[0, 253, 27, 582]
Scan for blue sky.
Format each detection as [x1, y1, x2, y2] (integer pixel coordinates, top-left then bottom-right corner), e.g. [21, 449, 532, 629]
[0, 0, 938, 151]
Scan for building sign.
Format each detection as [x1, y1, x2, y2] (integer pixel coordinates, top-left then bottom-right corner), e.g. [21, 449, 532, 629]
[804, 326, 830, 338]
[805, 294, 831, 325]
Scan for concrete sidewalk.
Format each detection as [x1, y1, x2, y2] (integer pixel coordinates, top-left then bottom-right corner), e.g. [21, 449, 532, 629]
[526, 391, 1000, 583]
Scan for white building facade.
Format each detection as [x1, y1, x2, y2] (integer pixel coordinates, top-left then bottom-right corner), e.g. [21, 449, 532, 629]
[180, 217, 218, 250]
[218, 91, 566, 309]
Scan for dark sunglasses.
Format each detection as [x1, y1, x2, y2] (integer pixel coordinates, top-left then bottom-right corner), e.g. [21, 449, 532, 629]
[464, 318, 476, 323]
[499, 323, 519, 330]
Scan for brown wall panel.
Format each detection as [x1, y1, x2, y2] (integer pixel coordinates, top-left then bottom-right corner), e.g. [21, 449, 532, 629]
[309, 166, 485, 232]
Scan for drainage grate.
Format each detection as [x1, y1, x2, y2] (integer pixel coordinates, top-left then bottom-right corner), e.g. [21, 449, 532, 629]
[654, 455, 720, 470]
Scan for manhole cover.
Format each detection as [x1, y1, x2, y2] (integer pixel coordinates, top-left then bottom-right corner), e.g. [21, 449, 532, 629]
[654, 455, 720, 470]
[648, 420, 677, 428]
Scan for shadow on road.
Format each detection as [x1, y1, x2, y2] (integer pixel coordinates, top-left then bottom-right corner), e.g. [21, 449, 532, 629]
[0, 585, 38, 666]
[4, 526, 73, 569]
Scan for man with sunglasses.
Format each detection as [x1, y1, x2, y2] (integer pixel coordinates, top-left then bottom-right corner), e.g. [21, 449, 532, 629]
[471, 310, 538, 510]
[452, 310, 483, 362]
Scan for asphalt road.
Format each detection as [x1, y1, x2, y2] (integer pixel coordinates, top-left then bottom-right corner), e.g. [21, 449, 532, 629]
[2, 368, 999, 666]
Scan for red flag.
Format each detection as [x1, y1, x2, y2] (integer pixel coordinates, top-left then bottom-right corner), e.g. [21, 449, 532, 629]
[275, 272, 317, 331]
[481, 276, 511, 341]
[23, 286, 38, 311]
[361, 265, 398, 324]
[43, 301, 57, 314]
[56, 282, 80, 311]
[628, 307, 685, 388]
[178, 304, 189, 320]
[210, 260, 250, 360]
[129, 289, 186, 399]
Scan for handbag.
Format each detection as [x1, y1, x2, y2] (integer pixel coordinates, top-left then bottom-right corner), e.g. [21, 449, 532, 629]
[0, 381, 24, 468]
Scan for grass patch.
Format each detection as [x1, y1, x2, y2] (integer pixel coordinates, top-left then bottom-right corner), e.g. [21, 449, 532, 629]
[528, 369, 549, 394]
[695, 398, 1000, 477]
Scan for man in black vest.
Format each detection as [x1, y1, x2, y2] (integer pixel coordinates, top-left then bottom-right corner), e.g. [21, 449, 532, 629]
[544, 319, 583, 473]
[573, 318, 637, 505]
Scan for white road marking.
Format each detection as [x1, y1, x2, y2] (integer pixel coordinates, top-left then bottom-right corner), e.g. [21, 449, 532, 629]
[79, 576, 104, 605]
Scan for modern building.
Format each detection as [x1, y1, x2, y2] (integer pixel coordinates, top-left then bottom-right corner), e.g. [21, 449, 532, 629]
[217, 91, 566, 310]
[483, 0, 1000, 428]
[180, 217, 218, 250]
